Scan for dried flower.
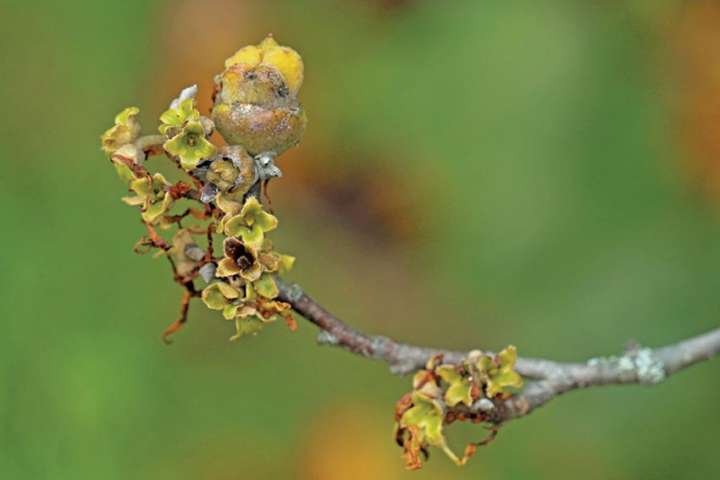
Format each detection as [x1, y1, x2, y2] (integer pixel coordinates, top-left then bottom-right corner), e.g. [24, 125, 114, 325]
[101, 106, 141, 153]
[122, 173, 173, 224]
[206, 145, 258, 195]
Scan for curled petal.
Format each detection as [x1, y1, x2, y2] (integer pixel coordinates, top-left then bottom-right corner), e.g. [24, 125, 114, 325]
[215, 257, 243, 278]
[202, 285, 229, 310]
[240, 196, 278, 232]
[159, 98, 199, 135]
[400, 392, 445, 446]
[253, 274, 278, 299]
[222, 304, 240, 320]
[278, 255, 295, 275]
[215, 193, 243, 215]
[201, 282, 241, 310]
[230, 317, 264, 340]
[436, 365, 473, 407]
[141, 192, 172, 224]
[101, 106, 141, 153]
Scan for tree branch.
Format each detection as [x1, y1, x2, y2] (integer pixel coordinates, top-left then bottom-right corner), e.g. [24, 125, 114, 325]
[276, 279, 720, 423]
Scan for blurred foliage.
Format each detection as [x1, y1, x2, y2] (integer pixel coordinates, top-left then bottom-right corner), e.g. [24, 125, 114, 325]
[1, 0, 719, 478]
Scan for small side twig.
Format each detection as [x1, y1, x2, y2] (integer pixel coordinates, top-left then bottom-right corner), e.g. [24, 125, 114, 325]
[162, 284, 198, 344]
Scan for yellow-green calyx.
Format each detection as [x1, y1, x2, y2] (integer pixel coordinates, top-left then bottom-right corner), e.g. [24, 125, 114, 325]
[201, 282, 242, 317]
[436, 365, 473, 407]
[469, 345, 523, 398]
[216, 195, 278, 248]
[163, 120, 217, 171]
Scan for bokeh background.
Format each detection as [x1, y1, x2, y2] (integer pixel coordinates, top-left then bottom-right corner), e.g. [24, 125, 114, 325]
[2, 0, 720, 478]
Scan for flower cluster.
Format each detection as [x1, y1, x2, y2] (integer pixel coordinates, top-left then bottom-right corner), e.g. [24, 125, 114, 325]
[99, 35, 525, 473]
[201, 196, 296, 339]
[394, 347, 523, 469]
[99, 35, 305, 342]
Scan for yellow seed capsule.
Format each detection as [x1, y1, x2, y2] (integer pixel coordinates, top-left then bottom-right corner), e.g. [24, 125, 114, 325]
[261, 45, 303, 96]
[258, 35, 279, 51]
[212, 101, 306, 156]
[212, 35, 306, 155]
[224, 45, 262, 70]
[218, 64, 289, 107]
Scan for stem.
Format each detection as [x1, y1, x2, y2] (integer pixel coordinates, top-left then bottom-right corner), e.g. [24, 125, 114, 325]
[136, 134, 166, 151]
[276, 278, 720, 423]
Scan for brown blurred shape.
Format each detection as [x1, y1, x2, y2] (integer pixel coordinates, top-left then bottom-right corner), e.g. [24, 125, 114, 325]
[278, 148, 430, 245]
[364, 0, 416, 11]
[154, 0, 266, 120]
[673, 1, 720, 201]
[296, 404, 411, 479]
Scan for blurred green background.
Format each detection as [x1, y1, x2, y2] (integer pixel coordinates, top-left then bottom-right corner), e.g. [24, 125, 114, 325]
[2, 0, 720, 478]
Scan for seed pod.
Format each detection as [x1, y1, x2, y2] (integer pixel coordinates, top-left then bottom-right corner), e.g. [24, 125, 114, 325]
[211, 35, 307, 155]
[212, 101, 306, 156]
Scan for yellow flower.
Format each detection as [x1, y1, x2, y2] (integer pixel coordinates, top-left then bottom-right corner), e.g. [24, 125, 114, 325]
[217, 195, 278, 249]
[163, 120, 217, 171]
[471, 346, 523, 398]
